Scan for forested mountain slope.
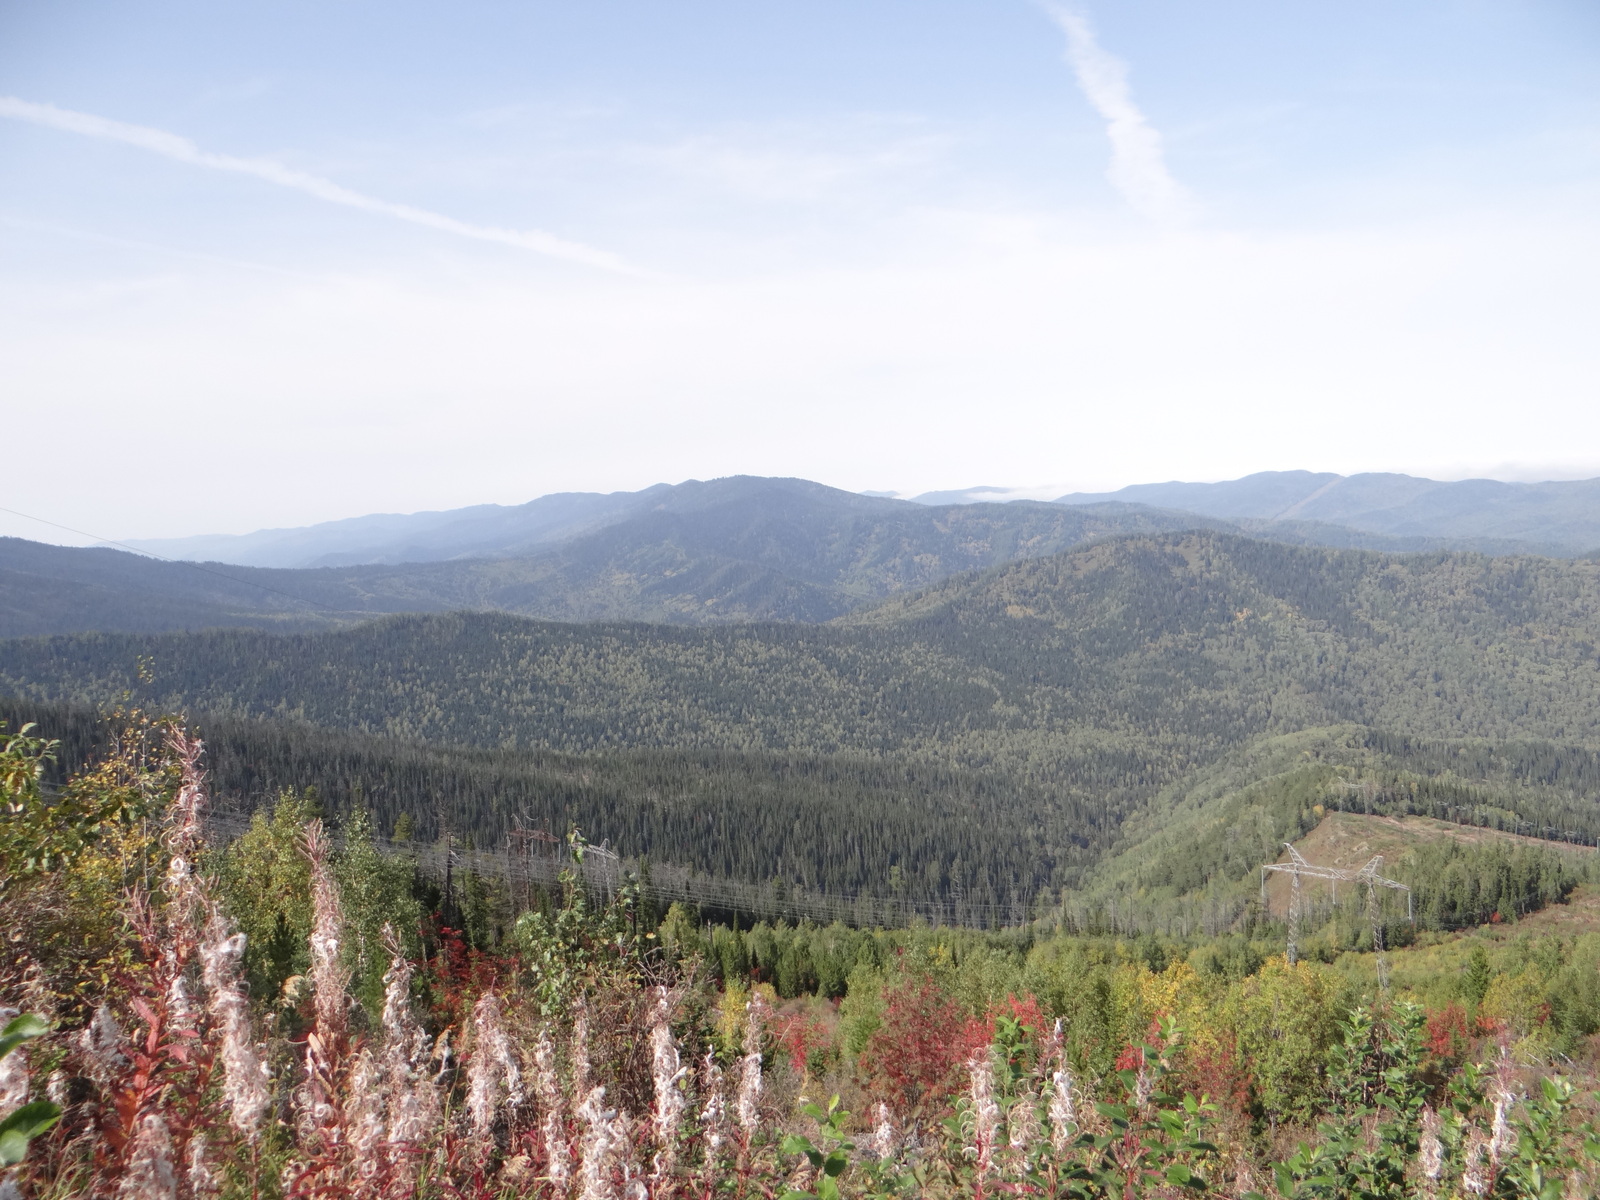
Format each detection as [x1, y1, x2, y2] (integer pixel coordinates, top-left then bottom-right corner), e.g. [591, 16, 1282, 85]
[8, 532, 1600, 800]
[1, 480, 1240, 636]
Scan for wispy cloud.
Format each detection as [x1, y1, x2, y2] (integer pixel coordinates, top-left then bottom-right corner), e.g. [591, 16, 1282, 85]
[0, 96, 634, 272]
[1040, 5, 1193, 226]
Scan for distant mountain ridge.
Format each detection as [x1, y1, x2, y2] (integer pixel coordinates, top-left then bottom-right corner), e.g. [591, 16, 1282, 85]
[124, 469, 1600, 570]
[7, 470, 1599, 639]
[0, 478, 1240, 637]
[125, 486, 675, 568]
[1054, 470, 1600, 553]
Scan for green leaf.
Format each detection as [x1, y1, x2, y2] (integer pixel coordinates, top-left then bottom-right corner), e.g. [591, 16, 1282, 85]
[1273, 1162, 1297, 1198]
[0, 1013, 49, 1061]
[823, 1150, 849, 1177]
[1165, 1163, 1193, 1185]
[0, 1100, 62, 1165]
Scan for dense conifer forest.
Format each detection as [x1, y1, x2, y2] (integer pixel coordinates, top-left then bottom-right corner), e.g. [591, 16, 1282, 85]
[7, 532, 1600, 920]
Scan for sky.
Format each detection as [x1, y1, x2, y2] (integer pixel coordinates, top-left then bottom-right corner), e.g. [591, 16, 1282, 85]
[2, 1, 1599, 542]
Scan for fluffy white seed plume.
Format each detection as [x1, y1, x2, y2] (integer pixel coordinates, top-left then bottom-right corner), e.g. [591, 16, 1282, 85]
[735, 995, 765, 1136]
[1419, 1106, 1444, 1182]
[866, 1101, 899, 1160]
[295, 820, 349, 1144]
[79, 1003, 128, 1088]
[163, 971, 195, 1032]
[161, 731, 211, 950]
[1048, 1067, 1077, 1152]
[576, 1086, 625, 1200]
[347, 1048, 386, 1167]
[648, 988, 689, 1180]
[431, 1029, 454, 1084]
[1008, 1084, 1042, 1157]
[116, 1112, 178, 1200]
[699, 1048, 728, 1162]
[1462, 1130, 1490, 1196]
[571, 1000, 593, 1102]
[199, 912, 270, 1141]
[467, 991, 523, 1141]
[534, 1026, 571, 1193]
[303, 821, 350, 1042]
[163, 729, 209, 858]
[1488, 1052, 1517, 1167]
[967, 1049, 1000, 1177]
[185, 1132, 218, 1199]
[1132, 1055, 1152, 1110]
[379, 931, 439, 1152]
[0, 1009, 27, 1111]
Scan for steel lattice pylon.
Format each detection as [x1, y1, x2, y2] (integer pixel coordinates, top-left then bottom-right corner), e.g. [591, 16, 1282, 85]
[1261, 844, 1412, 987]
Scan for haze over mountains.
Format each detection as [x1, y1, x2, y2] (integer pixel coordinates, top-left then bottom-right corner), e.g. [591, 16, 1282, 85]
[132, 469, 1600, 568]
[6, 470, 1600, 639]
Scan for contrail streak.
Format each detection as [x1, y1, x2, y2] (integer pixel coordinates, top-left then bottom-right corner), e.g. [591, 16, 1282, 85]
[0, 95, 634, 272]
[1040, 5, 1193, 226]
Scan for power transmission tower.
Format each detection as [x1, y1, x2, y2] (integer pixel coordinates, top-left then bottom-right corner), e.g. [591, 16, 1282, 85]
[1262, 845, 1412, 986]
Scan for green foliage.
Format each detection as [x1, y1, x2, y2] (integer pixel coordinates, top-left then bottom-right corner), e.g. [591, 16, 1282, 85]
[216, 789, 420, 1009]
[1269, 1004, 1428, 1199]
[215, 788, 318, 1000]
[781, 1096, 857, 1200]
[0, 717, 162, 885]
[0, 1014, 60, 1167]
[336, 808, 422, 1010]
[512, 831, 642, 1015]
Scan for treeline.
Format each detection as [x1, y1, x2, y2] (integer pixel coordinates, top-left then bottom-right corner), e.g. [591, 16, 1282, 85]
[7, 695, 1599, 926]
[0, 698, 1102, 907]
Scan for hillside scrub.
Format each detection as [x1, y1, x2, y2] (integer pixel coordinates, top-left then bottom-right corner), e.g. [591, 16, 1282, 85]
[4, 719, 1600, 1196]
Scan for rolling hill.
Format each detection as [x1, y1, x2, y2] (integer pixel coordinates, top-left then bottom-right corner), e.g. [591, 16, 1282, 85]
[1, 478, 1247, 636]
[10, 473, 1586, 640]
[8, 531, 1600, 901]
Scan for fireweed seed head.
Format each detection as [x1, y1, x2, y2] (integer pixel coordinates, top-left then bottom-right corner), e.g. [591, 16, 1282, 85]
[1008, 1085, 1041, 1155]
[1461, 1130, 1489, 1196]
[467, 992, 521, 1140]
[348, 1048, 387, 1163]
[80, 1003, 128, 1086]
[1419, 1107, 1444, 1181]
[648, 988, 688, 1171]
[431, 1029, 455, 1084]
[185, 1132, 218, 1199]
[867, 1101, 899, 1160]
[699, 1049, 728, 1159]
[0, 1010, 27, 1111]
[967, 1050, 1000, 1172]
[735, 1050, 763, 1135]
[116, 1112, 178, 1200]
[302, 821, 350, 1042]
[576, 1086, 622, 1200]
[1488, 1088, 1517, 1167]
[1048, 1068, 1076, 1152]
[200, 913, 270, 1141]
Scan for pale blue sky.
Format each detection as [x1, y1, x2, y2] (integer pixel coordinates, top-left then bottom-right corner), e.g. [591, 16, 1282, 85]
[3, 1, 1598, 539]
